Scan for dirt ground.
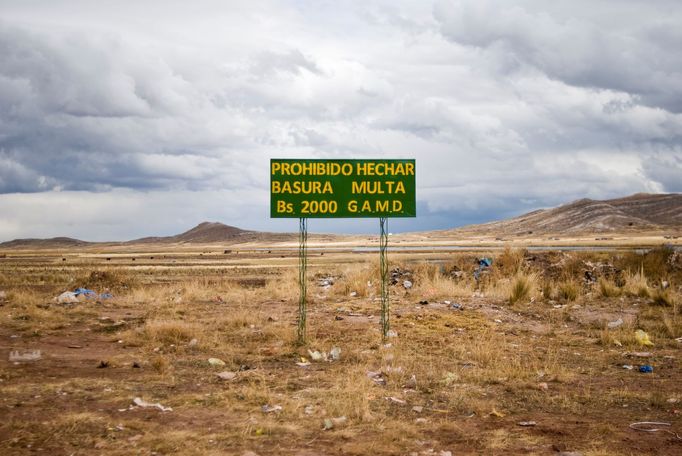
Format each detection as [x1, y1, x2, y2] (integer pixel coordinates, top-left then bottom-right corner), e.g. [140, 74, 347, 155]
[0, 247, 680, 455]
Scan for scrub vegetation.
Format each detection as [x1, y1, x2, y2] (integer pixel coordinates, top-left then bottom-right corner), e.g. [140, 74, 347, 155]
[0, 245, 681, 455]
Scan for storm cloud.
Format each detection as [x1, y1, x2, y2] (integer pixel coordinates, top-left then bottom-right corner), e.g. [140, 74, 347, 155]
[0, 0, 680, 241]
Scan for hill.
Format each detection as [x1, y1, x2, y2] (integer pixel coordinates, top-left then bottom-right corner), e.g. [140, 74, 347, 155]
[130, 222, 255, 244]
[0, 237, 92, 249]
[453, 193, 682, 236]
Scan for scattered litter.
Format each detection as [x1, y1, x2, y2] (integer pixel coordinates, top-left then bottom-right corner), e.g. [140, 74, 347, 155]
[419, 300, 428, 305]
[74, 288, 97, 297]
[404, 374, 417, 389]
[367, 371, 387, 385]
[67, 344, 83, 349]
[100, 292, 113, 299]
[607, 318, 623, 329]
[517, 421, 537, 427]
[676, 337, 682, 343]
[334, 315, 344, 321]
[98, 360, 110, 368]
[639, 365, 654, 373]
[629, 352, 652, 358]
[403, 280, 413, 289]
[494, 319, 503, 324]
[412, 405, 423, 413]
[385, 396, 407, 405]
[387, 330, 398, 338]
[415, 417, 428, 424]
[216, 371, 237, 380]
[261, 404, 282, 413]
[450, 303, 463, 311]
[349, 291, 358, 297]
[308, 350, 325, 361]
[9, 350, 42, 362]
[557, 452, 583, 456]
[188, 338, 198, 347]
[208, 358, 226, 367]
[54, 291, 79, 304]
[132, 397, 173, 412]
[304, 405, 315, 415]
[329, 347, 341, 361]
[322, 416, 347, 430]
[635, 330, 654, 346]
[295, 359, 311, 367]
[629, 421, 682, 440]
[0, 290, 6, 301]
[538, 382, 549, 391]
[623, 365, 634, 370]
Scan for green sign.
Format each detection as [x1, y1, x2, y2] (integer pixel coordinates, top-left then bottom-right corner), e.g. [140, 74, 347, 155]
[270, 159, 416, 218]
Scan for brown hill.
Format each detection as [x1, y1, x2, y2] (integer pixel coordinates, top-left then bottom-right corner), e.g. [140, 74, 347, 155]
[0, 237, 92, 249]
[131, 222, 255, 244]
[455, 193, 682, 236]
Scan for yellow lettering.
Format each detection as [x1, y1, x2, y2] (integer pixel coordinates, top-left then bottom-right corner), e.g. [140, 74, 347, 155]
[272, 162, 281, 175]
[272, 181, 281, 193]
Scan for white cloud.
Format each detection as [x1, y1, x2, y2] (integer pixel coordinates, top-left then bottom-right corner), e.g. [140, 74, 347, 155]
[0, 0, 680, 240]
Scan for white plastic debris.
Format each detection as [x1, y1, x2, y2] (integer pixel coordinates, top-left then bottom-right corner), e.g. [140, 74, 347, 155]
[607, 318, 623, 329]
[403, 280, 413, 289]
[308, 350, 325, 361]
[329, 347, 341, 361]
[385, 396, 407, 405]
[132, 397, 172, 412]
[517, 421, 537, 427]
[54, 291, 79, 304]
[9, 350, 42, 362]
[261, 404, 282, 413]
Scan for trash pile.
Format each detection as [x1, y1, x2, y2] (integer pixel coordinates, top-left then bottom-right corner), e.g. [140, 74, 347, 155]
[474, 258, 492, 282]
[390, 267, 413, 288]
[54, 288, 113, 304]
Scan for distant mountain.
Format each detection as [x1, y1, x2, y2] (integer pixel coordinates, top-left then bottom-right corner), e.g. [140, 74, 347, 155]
[453, 193, 682, 236]
[0, 222, 295, 249]
[0, 237, 92, 249]
[130, 222, 253, 244]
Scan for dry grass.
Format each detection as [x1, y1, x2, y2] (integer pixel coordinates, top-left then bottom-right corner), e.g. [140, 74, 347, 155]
[1, 246, 681, 455]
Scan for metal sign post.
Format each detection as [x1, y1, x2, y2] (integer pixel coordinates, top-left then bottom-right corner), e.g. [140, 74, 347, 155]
[297, 217, 308, 344]
[270, 159, 415, 343]
[379, 217, 389, 340]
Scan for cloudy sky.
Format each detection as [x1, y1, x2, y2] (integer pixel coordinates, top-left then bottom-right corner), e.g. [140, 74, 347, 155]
[1, 0, 681, 241]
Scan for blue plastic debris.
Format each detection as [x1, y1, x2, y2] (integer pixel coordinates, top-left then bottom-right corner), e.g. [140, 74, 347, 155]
[99, 292, 113, 299]
[74, 288, 97, 297]
[638, 365, 654, 373]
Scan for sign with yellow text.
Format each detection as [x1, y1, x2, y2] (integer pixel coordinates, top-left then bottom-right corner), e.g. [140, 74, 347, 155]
[271, 159, 416, 218]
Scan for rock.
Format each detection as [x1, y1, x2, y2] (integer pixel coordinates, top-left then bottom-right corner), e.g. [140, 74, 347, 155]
[9, 350, 42, 362]
[607, 318, 623, 329]
[216, 371, 237, 380]
[208, 358, 226, 367]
